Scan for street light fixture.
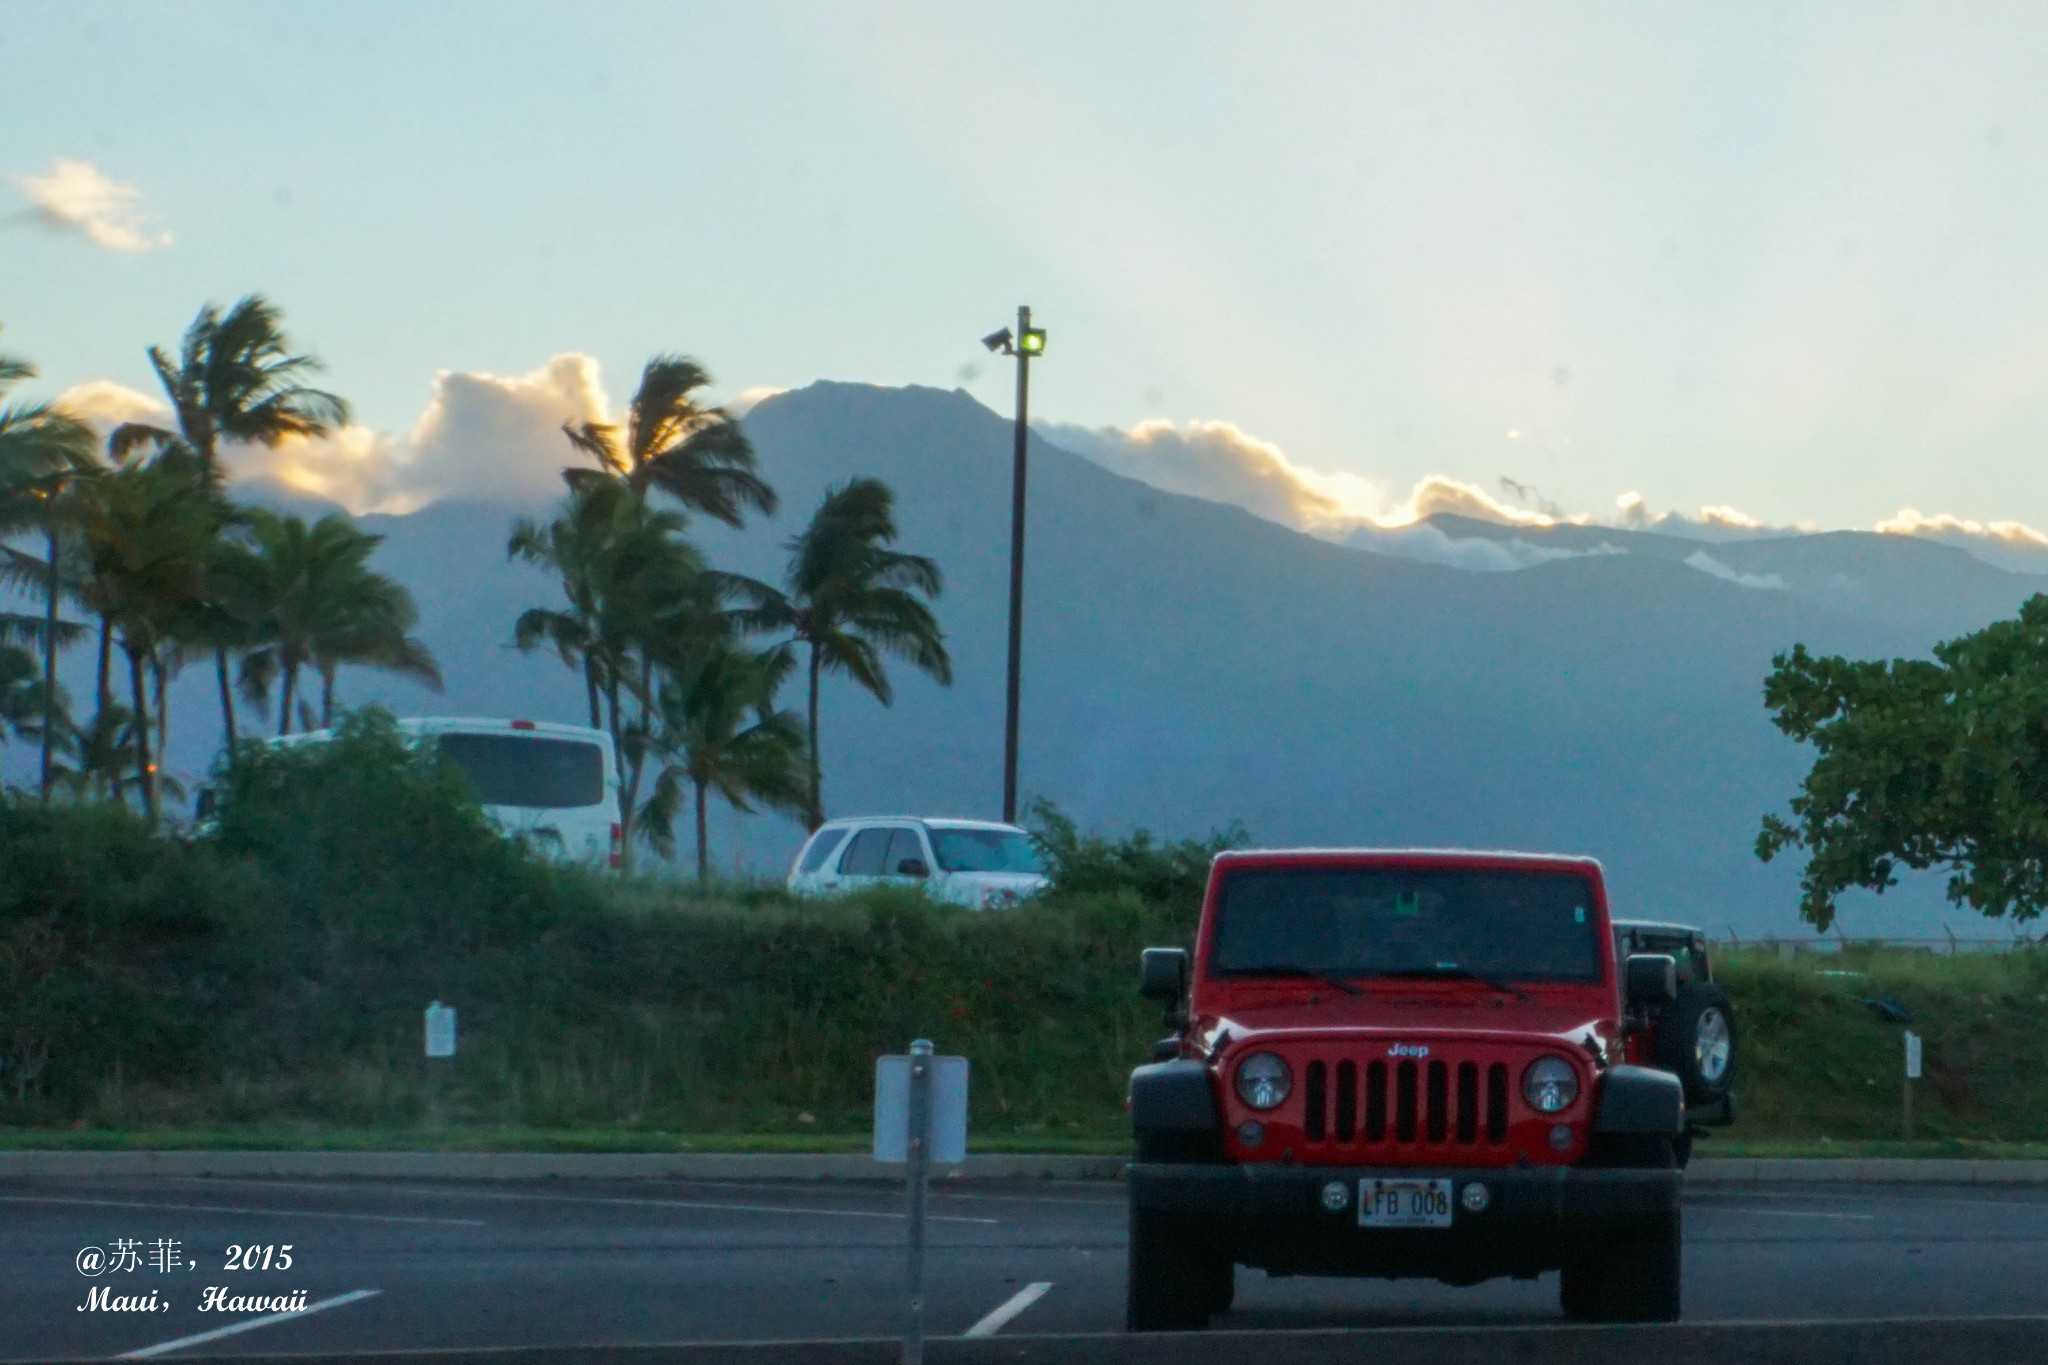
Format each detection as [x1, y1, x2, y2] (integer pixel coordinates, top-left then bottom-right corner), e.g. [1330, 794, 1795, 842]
[983, 306, 1046, 824]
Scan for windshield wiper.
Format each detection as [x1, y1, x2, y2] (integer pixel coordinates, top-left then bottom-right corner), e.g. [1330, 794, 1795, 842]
[1379, 965, 1535, 1002]
[1234, 965, 1365, 995]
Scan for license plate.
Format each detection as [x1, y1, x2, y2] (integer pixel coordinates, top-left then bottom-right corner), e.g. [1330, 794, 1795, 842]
[1357, 1178, 1454, 1229]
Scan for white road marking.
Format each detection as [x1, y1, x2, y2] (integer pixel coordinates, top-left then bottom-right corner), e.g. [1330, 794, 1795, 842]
[167, 1179, 997, 1225]
[118, 1288, 380, 1359]
[963, 1281, 1052, 1337]
[0, 1196, 481, 1227]
[1736, 1209, 1878, 1221]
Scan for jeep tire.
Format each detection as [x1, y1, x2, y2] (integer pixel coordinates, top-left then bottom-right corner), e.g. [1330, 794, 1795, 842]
[1559, 1259, 1599, 1321]
[1205, 1255, 1235, 1316]
[1655, 981, 1737, 1106]
[1559, 1211, 1682, 1322]
[1126, 1210, 1216, 1331]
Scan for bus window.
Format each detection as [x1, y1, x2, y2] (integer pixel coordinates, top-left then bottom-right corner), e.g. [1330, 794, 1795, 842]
[435, 733, 605, 809]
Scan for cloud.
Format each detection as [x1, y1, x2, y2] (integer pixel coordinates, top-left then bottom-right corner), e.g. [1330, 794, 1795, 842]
[1614, 491, 1805, 543]
[1349, 524, 1626, 573]
[728, 386, 788, 417]
[1874, 508, 2048, 574]
[1684, 550, 1789, 592]
[1039, 418, 1570, 539]
[53, 379, 169, 434]
[227, 353, 614, 513]
[14, 159, 171, 252]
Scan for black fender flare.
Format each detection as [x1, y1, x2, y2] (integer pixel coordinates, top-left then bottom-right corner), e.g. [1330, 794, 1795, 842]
[1129, 1059, 1220, 1133]
[1593, 1064, 1685, 1135]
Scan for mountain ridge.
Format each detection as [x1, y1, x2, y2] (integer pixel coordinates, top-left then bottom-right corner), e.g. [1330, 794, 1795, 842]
[10, 380, 2035, 937]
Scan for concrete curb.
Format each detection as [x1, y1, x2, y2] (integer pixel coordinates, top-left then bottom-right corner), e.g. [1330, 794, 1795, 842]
[14, 1317, 2048, 1365]
[0, 1150, 1128, 1182]
[1685, 1156, 2048, 1184]
[4, 1154, 2048, 1186]
[0, 1149, 2044, 1184]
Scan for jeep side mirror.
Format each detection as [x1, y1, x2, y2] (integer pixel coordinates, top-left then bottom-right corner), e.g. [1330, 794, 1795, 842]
[1139, 947, 1189, 1005]
[1626, 953, 1678, 1008]
[896, 858, 929, 878]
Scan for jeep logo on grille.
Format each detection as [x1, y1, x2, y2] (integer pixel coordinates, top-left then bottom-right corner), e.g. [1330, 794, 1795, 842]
[1387, 1044, 1430, 1058]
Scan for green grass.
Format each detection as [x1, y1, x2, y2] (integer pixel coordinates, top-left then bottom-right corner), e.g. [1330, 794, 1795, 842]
[1699, 1137, 2048, 1160]
[1713, 943, 2048, 1144]
[6, 767, 2048, 1154]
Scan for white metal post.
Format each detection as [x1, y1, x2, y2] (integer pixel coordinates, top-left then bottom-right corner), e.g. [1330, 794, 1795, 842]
[903, 1039, 933, 1365]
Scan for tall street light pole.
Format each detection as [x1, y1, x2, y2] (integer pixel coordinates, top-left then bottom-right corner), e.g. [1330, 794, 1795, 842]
[981, 307, 1046, 825]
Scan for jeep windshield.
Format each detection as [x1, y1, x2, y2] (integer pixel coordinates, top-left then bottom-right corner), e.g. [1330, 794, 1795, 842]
[1208, 867, 1603, 985]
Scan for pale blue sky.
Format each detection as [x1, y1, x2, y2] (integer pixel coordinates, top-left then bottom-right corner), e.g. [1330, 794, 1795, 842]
[8, 2, 2048, 531]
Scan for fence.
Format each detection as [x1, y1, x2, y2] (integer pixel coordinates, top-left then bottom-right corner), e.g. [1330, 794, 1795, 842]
[1721, 931, 2045, 956]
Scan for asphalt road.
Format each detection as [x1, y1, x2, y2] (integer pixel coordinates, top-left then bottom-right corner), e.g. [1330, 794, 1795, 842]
[3, 1175, 2046, 1361]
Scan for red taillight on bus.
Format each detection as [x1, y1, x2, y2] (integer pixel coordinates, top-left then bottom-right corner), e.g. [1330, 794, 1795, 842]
[609, 822, 622, 868]
[510, 719, 536, 730]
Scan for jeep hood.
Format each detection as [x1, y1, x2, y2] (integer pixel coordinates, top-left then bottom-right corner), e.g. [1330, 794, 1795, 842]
[1200, 999, 1614, 1056]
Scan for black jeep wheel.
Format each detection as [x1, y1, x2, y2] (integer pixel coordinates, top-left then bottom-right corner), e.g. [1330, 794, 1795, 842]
[1206, 1254, 1235, 1316]
[1126, 1209, 1214, 1332]
[1655, 982, 1737, 1107]
[1559, 1259, 1599, 1321]
[1591, 1210, 1683, 1322]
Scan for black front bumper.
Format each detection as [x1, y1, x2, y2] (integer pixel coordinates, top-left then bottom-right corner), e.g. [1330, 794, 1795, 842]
[1130, 1162, 1679, 1280]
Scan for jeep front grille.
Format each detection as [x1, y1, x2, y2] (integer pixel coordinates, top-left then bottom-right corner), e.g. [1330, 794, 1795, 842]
[1301, 1056, 1511, 1150]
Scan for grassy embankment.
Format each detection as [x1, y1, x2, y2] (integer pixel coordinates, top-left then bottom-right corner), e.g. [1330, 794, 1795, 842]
[2, 712, 2043, 1154]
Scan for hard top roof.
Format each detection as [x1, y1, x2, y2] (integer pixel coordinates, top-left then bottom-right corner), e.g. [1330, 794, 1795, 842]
[1212, 848, 1603, 873]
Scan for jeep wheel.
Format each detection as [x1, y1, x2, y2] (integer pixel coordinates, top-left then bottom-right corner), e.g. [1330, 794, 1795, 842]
[1206, 1254, 1235, 1316]
[1591, 1211, 1683, 1322]
[1655, 982, 1737, 1106]
[1559, 1260, 1599, 1321]
[1126, 1210, 1214, 1331]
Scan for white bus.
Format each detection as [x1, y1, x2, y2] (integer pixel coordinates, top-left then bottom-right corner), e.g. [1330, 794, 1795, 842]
[242, 716, 624, 867]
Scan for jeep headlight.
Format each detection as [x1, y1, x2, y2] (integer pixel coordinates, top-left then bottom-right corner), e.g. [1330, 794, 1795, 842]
[1235, 1052, 1292, 1110]
[1522, 1056, 1580, 1114]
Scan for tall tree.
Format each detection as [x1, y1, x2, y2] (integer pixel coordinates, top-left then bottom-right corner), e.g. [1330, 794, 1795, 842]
[0, 335, 96, 796]
[1759, 595, 2048, 929]
[71, 445, 217, 820]
[640, 639, 809, 878]
[510, 480, 716, 863]
[561, 355, 777, 524]
[113, 296, 349, 748]
[233, 511, 441, 736]
[740, 478, 951, 827]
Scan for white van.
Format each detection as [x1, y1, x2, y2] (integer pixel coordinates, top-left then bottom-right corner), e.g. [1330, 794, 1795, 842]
[259, 716, 624, 867]
[786, 816, 1049, 909]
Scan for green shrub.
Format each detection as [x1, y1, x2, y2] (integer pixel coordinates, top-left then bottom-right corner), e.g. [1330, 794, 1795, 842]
[1025, 798, 1244, 926]
[6, 747, 2047, 1146]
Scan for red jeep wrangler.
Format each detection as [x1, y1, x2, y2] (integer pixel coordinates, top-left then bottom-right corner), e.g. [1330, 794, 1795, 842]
[1127, 849, 1716, 1330]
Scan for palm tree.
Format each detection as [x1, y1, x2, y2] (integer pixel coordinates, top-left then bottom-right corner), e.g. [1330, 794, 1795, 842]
[233, 511, 441, 736]
[740, 478, 951, 827]
[112, 295, 349, 747]
[0, 644, 53, 746]
[72, 445, 217, 820]
[561, 355, 776, 524]
[0, 335, 96, 796]
[509, 480, 717, 861]
[116, 296, 350, 484]
[641, 639, 809, 878]
[309, 570, 440, 727]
